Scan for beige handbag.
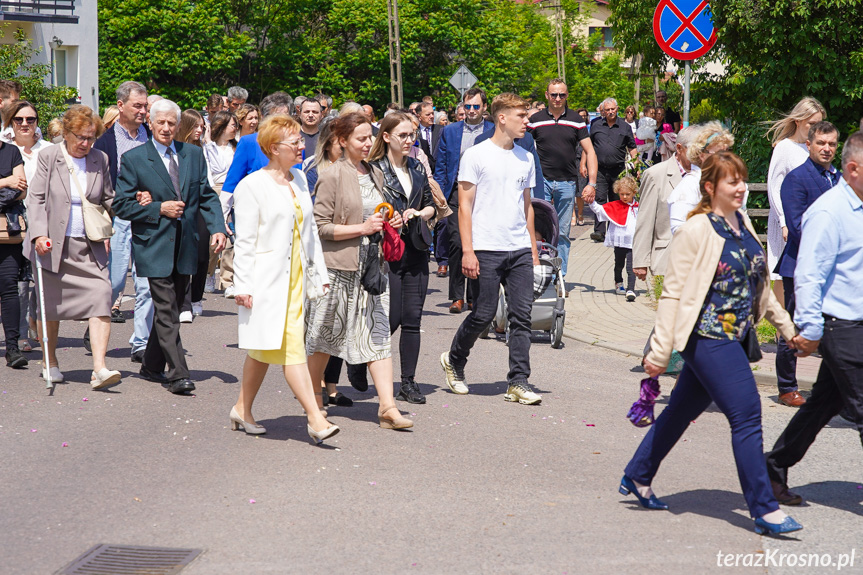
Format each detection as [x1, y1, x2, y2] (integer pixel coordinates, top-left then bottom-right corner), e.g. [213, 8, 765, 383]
[428, 177, 453, 224]
[60, 145, 114, 242]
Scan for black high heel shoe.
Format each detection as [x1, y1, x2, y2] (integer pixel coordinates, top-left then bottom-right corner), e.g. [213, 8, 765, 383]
[619, 475, 669, 510]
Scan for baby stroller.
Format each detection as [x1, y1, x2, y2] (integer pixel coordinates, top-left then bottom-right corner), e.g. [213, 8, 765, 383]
[481, 198, 567, 348]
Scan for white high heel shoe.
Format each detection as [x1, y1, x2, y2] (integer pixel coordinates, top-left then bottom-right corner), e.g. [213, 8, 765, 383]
[229, 406, 267, 435]
[91, 368, 121, 390]
[307, 423, 340, 445]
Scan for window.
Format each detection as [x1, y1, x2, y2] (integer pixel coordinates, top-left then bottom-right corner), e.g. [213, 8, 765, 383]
[588, 26, 614, 48]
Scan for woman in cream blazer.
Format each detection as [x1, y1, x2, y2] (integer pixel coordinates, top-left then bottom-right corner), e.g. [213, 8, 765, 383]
[621, 152, 806, 537]
[229, 114, 338, 445]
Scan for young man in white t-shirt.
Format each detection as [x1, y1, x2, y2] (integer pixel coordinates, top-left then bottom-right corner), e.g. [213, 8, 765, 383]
[440, 93, 542, 405]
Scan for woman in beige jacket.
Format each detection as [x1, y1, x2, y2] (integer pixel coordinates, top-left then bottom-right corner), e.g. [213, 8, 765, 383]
[621, 152, 806, 536]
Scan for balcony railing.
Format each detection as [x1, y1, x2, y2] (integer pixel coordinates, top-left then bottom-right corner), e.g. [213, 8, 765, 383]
[0, 0, 78, 24]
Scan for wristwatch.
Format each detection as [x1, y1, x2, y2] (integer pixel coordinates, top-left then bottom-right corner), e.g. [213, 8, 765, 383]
[587, 182, 597, 188]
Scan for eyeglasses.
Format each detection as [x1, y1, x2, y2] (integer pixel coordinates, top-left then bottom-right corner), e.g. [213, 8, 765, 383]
[69, 131, 96, 143]
[393, 131, 416, 141]
[549, 93, 567, 99]
[464, 104, 482, 110]
[278, 138, 305, 148]
[12, 116, 37, 125]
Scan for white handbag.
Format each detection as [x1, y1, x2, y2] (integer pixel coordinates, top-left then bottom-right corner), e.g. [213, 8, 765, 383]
[60, 145, 114, 242]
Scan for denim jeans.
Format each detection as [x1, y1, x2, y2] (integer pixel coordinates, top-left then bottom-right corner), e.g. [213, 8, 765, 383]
[544, 180, 577, 276]
[625, 334, 778, 519]
[109, 217, 153, 354]
[449, 248, 533, 383]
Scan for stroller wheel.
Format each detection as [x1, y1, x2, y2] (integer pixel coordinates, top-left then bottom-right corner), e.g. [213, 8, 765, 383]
[551, 315, 565, 349]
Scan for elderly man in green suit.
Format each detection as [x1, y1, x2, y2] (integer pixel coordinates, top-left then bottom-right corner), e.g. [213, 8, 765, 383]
[113, 99, 227, 395]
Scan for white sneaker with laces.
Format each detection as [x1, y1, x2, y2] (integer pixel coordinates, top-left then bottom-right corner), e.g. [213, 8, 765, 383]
[504, 381, 542, 405]
[192, 301, 203, 316]
[179, 311, 194, 323]
[615, 282, 626, 295]
[626, 290, 636, 302]
[440, 352, 469, 394]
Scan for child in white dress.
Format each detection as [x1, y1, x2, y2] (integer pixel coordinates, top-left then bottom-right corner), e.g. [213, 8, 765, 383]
[589, 176, 639, 301]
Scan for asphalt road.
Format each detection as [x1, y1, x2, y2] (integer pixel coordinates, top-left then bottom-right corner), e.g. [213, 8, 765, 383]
[1, 265, 861, 574]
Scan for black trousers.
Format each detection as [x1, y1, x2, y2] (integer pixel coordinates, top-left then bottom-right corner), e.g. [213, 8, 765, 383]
[765, 316, 863, 486]
[145, 270, 190, 382]
[434, 219, 448, 265]
[389, 251, 430, 380]
[613, 247, 635, 291]
[446, 206, 466, 302]
[775, 276, 799, 395]
[182, 215, 211, 312]
[0, 244, 23, 351]
[594, 165, 622, 235]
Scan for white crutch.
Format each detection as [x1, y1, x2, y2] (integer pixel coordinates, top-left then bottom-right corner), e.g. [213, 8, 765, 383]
[34, 239, 53, 393]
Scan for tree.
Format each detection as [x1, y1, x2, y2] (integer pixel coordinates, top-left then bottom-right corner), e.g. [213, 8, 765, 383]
[0, 24, 77, 129]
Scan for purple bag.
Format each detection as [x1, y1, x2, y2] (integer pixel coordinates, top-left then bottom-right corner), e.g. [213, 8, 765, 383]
[627, 377, 661, 427]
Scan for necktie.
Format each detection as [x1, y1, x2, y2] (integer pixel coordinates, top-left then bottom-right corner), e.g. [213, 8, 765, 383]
[166, 148, 181, 199]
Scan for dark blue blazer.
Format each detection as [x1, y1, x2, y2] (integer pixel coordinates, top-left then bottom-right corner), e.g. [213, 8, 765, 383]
[92, 123, 152, 188]
[775, 157, 840, 277]
[433, 120, 544, 201]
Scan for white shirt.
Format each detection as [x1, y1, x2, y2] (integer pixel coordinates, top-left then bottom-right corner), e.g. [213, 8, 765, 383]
[667, 164, 749, 234]
[393, 163, 413, 201]
[204, 141, 235, 186]
[588, 200, 637, 249]
[152, 138, 178, 174]
[66, 155, 87, 238]
[16, 139, 53, 184]
[458, 139, 535, 251]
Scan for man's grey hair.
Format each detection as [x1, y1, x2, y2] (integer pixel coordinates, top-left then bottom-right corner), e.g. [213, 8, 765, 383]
[149, 99, 181, 123]
[315, 93, 333, 108]
[600, 97, 618, 112]
[116, 81, 147, 103]
[260, 91, 294, 118]
[227, 86, 248, 101]
[294, 95, 307, 111]
[841, 131, 863, 169]
[676, 124, 701, 149]
[339, 101, 364, 116]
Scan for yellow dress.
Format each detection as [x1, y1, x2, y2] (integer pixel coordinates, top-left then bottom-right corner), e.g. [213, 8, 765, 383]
[248, 195, 306, 366]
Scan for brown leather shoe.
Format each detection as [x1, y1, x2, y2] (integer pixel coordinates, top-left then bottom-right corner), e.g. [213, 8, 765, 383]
[771, 480, 803, 505]
[436, 265, 448, 278]
[449, 299, 464, 314]
[779, 391, 807, 407]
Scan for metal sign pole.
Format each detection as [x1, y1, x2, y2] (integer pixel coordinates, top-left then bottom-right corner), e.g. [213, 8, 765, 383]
[683, 60, 691, 128]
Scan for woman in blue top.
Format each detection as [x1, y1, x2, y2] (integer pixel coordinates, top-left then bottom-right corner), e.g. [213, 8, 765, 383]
[623, 152, 806, 536]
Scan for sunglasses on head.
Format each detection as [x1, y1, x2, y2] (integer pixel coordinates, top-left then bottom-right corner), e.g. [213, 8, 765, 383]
[13, 116, 37, 125]
[549, 93, 567, 99]
[463, 104, 481, 110]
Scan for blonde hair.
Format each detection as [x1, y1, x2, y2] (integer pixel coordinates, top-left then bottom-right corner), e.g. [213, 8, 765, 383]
[613, 175, 638, 197]
[257, 114, 301, 160]
[766, 97, 826, 147]
[686, 121, 734, 165]
[46, 118, 63, 140]
[490, 92, 528, 122]
[368, 111, 413, 162]
[688, 151, 748, 219]
[101, 105, 119, 130]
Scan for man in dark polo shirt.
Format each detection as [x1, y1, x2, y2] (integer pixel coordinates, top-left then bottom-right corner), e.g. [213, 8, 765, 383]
[589, 97, 637, 242]
[528, 78, 597, 276]
[655, 90, 680, 132]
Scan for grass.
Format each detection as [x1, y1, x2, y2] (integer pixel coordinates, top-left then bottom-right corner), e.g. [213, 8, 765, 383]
[651, 275, 664, 300]
[756, 318, 777, 344]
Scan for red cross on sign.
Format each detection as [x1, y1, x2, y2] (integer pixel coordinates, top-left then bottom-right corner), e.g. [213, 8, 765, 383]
[653, 0, 717, 61]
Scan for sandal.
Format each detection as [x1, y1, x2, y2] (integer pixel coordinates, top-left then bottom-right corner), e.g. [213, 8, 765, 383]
[378, 404, 413, 430]
[577, 217, 585, 226]
[18, 340, 32, 352]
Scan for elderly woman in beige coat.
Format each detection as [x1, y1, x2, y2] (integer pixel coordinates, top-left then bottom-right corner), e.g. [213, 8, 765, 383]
[229, 114, 339, 445]
[25, 105, 121, 390]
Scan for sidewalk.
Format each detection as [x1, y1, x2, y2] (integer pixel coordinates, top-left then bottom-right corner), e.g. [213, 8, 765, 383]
[562, 225, 821, 391]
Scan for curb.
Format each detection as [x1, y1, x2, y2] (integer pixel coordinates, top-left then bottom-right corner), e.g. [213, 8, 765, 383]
[562, 327, 816, 392]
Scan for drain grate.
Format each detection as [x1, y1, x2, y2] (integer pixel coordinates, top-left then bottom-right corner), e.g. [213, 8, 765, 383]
[59, 544, 203, 575]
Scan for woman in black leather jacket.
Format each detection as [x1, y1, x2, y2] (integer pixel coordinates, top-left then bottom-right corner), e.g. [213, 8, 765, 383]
[368, 111, 436, 404]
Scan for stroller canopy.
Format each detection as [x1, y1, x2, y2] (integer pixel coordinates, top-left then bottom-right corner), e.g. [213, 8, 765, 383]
[532, 198, 559, 248]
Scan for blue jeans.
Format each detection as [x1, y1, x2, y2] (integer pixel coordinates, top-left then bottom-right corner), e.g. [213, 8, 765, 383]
[544, 180, 577, 277]
[625, 334, 778, 519]
[449, 249, 533, 383]
[109, 217, 153, 354]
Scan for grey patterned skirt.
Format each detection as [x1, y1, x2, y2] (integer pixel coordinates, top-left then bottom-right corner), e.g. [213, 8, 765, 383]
[305, 242, 391, 364]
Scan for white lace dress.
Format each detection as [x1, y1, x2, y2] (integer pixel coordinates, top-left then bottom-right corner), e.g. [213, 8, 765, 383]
[766, 139, 808, 279]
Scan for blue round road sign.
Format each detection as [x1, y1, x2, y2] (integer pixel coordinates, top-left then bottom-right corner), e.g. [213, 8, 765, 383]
[653, 0, 716, 61]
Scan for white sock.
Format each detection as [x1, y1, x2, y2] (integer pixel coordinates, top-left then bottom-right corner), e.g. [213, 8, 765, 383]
[761, 509, 788, 524]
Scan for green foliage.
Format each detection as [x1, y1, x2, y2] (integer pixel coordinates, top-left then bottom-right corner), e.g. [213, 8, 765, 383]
[565, 33, 635, 111]
[756, 317, 777, 344]
[0, 25, 77, 129]
[689, 98, 720, 124]
[97, 0, 637, 114]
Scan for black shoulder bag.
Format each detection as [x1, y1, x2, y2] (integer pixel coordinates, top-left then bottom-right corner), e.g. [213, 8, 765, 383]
[723, 214, 763, 363]
[360, 232, 387, 295]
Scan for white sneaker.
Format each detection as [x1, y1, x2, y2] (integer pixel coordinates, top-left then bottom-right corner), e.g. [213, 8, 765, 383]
[91, 368, 121, 390]
[223, 285, 236, 299]
[440, 352, 469, 395]
[626, 290, 636, 302]
[615, 282, 626, 295]
[192, 301, 203, 316]
[204, 275, 215, 293]
[40, 366, 64, 383]
[179, 311, 194, 323]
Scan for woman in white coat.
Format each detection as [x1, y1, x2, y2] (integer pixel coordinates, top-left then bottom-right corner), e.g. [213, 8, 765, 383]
[229, 114, 339, 445]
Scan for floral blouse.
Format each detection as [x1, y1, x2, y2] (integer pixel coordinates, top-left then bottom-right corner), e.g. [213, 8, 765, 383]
[696, 212, 767, 341]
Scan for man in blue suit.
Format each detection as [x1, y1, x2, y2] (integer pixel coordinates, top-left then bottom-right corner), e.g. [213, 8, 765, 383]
[434, 88, 544, 313]
[774, 121, 840, 409]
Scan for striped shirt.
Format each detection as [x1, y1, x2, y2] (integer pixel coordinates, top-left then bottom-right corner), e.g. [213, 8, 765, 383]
[115, 122, 149, 174]
[527, 107, 589, 181]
